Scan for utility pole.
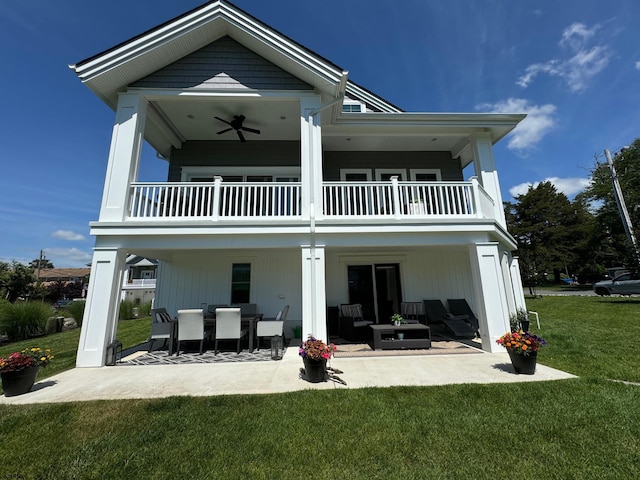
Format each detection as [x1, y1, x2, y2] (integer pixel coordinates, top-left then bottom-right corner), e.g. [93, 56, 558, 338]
[36, 249, 43, 280]
[604, 149, 640, 267]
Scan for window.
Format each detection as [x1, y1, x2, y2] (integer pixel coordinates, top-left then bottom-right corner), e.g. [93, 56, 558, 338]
[231, 263, 251, 304]
[342, 103, 362, 113]
[375, 169, 406, 181]
[410, 169, 441, 181]
[340, 169, 372, 181]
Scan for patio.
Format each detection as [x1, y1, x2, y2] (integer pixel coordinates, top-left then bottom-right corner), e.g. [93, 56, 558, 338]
[0, 337, 575, 404]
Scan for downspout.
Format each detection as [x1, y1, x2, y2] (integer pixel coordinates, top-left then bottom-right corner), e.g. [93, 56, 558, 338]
[306, 71, 348, 340]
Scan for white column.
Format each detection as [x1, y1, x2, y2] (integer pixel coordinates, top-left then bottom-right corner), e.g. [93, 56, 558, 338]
[76, 248, 126, 367]
[299, 95, 323, 221]
[468, 242, 510, 353]
[99, 93, 147, 222]
[470, 132, 506, 227]
[301, 245, 327, 342]
[500, 249, 517, 314]
[509, 256, 527, 310]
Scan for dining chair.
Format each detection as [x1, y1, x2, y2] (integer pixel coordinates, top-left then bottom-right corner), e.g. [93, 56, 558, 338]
[214, 307, 248, 354]
[255, 308, 285, 350]
[149, 308, 173, 352]
[176, 308, 208, 355]
[400, 302, 424, 324]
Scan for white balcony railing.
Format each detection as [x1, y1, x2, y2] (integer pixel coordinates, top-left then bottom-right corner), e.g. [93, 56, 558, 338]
[129, 180, 302, 219]
[128, 178, 494, 221]
[322, 180, 482, 218]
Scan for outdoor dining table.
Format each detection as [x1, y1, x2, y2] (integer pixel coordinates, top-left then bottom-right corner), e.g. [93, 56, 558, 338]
[167, 314, 263, 355]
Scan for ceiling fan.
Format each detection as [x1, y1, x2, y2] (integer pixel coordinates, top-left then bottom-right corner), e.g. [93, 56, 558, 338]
[214, 115, 260, 142]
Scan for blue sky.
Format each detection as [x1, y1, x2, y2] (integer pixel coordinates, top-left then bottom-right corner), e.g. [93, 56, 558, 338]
[1, 0, 639, 267]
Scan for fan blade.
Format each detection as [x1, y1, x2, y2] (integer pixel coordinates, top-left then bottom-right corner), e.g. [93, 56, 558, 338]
[237, 130, 246, 143]
[217, 128, 233, 135]
[215, 116, 233, 126]
[241, 127, 261, 135]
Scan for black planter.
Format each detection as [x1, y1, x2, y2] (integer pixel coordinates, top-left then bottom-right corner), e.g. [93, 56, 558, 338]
[1, 366, 40, 397]
[520, 320, 530, 331]
[508, 350, 537, 375]
[302, 357, 327, 383]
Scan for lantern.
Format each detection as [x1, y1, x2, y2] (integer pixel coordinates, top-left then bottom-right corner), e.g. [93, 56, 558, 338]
[106, 340, 123, 366]
[270, 335, 283, 360]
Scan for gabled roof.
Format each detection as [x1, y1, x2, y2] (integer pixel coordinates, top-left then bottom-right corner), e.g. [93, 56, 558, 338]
[70, 0, 401, 113]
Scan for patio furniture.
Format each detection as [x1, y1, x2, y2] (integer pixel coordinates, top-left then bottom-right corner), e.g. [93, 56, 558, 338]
[339, 304, 373, 341]
[214, 307, 248, 354]
[149, 308, 173, 352]
[423, 300, 476, 339]
[207, 304, 228, 318]
[370, 324, 431, 350]
[400, 302, 425, 324]
[232, 303, 258, 315]
[176, 308, 209, 355]
[447, 299, 480, 336]
[255, 306, 287, 350]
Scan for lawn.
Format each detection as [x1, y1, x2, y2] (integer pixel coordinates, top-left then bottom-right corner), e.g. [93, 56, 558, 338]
[0, 298, 639, 479]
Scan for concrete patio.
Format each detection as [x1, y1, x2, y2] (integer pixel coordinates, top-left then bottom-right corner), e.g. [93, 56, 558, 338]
[0, 342, 575, 405]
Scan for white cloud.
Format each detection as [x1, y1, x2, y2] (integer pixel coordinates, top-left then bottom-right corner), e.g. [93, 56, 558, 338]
[635, 61, 640, 70]
[45, 248, 92, 267]
[476, 98, 556, 152]
[51, 230, 86, 241]
[509, 177, 590, 199]
[517, 22, 611, 92]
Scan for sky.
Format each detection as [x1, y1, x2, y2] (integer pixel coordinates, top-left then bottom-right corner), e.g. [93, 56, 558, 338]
[1, 0, 639, 267]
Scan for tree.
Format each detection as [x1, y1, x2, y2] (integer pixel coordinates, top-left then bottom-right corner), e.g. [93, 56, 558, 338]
[0, 261, 37, 302]
[505, 182, 592, 286]
[28, 256, 54, 270]
[584, 138, 640, 269]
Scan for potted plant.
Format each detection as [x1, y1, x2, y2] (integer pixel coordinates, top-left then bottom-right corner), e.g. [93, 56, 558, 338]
[299, 335, 336, 383]
[0, 347, 54, 397]
[496, 330, 546, 374]
[391, 313, 406, 326]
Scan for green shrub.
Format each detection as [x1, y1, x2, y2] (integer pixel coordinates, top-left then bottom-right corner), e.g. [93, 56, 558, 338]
[0, 301, 52, 342]
[119, 300, 135, 320]
[63, 300, 86, 327]
[138, 301, 152, 317]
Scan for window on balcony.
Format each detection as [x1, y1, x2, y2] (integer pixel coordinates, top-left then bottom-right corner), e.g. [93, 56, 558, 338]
[410, 169, 442, 181]
[231, 263, 251, 304]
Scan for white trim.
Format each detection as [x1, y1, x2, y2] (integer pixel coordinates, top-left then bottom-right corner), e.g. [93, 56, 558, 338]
[409, 169, 442, 181]
[375, 169, 406, 181]
[340, 169, 372, 181]
[181, 166, 300, 182]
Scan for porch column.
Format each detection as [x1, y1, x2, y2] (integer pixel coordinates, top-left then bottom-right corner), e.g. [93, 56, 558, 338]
[468, 242, 510, 353]
[301, 245, 327, 342]
[500, 248, 517, 315]
[300, 95, 323, 222]
[76, 248, 126, 367]
[509, 255, 527, 310]
[470, 132, 506, 228]
[99, 93, 147, 222]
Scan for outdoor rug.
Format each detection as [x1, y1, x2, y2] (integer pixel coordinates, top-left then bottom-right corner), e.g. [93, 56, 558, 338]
[119, 346, 287, 366]
[332, 340, 482, 358]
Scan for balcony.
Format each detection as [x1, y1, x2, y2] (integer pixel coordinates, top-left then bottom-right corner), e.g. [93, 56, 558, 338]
[128, 178, 494, 222]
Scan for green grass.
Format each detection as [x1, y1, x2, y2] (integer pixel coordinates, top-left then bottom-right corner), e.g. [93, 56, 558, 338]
[0, 317, 150, 380]
[0, 299, 639, 479]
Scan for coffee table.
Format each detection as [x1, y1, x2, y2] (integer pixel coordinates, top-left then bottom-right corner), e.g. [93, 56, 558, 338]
[370, 324, 431, 350]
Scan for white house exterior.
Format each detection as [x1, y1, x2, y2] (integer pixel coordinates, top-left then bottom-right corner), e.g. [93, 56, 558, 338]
[120, 255, 157, 304]
[71, 0, 526, 367]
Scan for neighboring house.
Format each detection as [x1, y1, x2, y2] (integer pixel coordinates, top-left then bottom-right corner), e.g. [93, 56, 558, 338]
[36, 268, 91, 298]
[70, 0, 527, 367]
[121, 255, 157, 304]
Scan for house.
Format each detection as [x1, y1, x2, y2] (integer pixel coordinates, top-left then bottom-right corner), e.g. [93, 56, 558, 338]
[120, 255, 157, 305]
[36, 268, 91, 299]
[70, 0, 527, 367]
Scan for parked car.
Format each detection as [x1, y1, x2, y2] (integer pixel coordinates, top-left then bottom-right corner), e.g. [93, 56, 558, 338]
[53, 299, 72, 309]
[593, 271, 640, 296]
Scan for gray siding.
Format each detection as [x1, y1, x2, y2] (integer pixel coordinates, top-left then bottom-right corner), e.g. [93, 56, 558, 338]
[132, 36, 313, 91]
[322, 151, 462, 181]
[169, 140, 300, 180]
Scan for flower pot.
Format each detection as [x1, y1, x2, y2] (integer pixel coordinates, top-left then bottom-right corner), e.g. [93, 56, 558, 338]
[302, 357, 327, 383]
[1, 366, 40, 397]
[508, 350, 537, 375]
[397, 332, 405, 340]
[520, 320, 530, 331]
